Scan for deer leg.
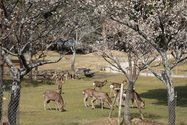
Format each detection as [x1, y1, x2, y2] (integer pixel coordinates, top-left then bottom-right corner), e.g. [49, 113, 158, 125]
[72, 74, 75, 80]
[56, 102, 61, 111]
[84, 96, 89, 107]
[55, 102, 58, 110]
[95, 99, 98, 105]
[132, 99, 134, 108]
[113, 90, 116, 96]
[66, 73, 68, 80]
[100, 99, 104, 110]
[44, 101, 47, 110]
[47, 103, 52, 110]
[91, 97, 96, 109]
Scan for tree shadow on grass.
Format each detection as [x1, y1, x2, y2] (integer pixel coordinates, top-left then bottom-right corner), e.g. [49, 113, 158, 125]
[3, 78, 56, 90]
[131, 113, 162, 120]
[139, 85, 187, 107]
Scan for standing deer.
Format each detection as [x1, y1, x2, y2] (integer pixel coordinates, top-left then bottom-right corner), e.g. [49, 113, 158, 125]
[43, 73, 57, 84]
[93, 79, 107, 91]
[83, 88, 98, 107]
[116, 89, 145, 108]
[43, 90, 66, 112]
[66, 68, 79, 80]
[57, 79, 64, 94]
[110, 79, 127, 97]
[91, 90, 113, 109]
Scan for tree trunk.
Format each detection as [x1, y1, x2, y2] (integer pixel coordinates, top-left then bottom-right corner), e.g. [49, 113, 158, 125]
[8, 80, 21, 125]
[0, 8, 3, 123]
[161, 51, 176, 125]
[123, 81, 133, 124]
[167, 88, 176, 125]
[4, 51, 21, 125]
[71, 48, 76, 71]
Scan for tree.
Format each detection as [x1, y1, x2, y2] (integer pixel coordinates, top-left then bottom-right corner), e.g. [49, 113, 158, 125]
[104, 0, 187, 124]
[0, 0, 78, 124]
[101, 17, 156, 124]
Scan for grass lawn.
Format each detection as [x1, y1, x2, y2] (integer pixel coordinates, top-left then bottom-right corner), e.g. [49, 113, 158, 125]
[2, 72, 187, 125]
[2, 51, 187, 125]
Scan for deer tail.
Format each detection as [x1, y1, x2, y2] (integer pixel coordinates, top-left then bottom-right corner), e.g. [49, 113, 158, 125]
[110, 85, 113, 89]
[93, 82, 95, 86]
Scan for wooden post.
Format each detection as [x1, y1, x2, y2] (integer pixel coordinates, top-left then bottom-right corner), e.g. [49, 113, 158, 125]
[118, 83, 123, 125]
[108, 90, 119, 118]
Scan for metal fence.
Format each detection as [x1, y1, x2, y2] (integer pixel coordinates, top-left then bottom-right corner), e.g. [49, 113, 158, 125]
[167, 92, 177, 125]
[7, 85, 20, 125]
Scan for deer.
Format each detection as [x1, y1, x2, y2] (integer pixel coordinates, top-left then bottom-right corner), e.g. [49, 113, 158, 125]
[65, 56, 71, 60]
[43, 90, 66, 112]
[66, 68, 79, 80]
[116, 89, 145, 109]
[43, 73, 57, 84]
[91, 90, 113, 110]
[93, 79, 107, 91]
[83, 88, 98, 107]
[109, 79, 127, 97]
[55, 74, 65, 84]
[57, 80, 64, 94]
[151, 62, 161, 67]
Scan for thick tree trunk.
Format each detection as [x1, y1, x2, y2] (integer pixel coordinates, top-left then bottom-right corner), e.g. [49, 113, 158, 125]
[4, 51, 21, 125]
[0, 51, 3, 123]
[8, 80, 21, 125]
[123, 82, 133, 124]
[167, 90, 176, 125]
[0, 8, 3, 123]
[161, 51, 176, 125]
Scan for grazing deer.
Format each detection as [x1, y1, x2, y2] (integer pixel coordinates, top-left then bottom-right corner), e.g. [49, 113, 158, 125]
[43, 73, 57, 84]
[91, 90, 113, 109]
[83, 88, 98, 107]
[66, 68, 79, 80]
[116, 89, 145, 108]
[110, 79, 127, 97]
[43, 90, 66, 112]
[93, 79, 107, 91]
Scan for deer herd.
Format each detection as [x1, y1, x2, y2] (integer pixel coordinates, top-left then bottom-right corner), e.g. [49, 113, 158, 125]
[42, 69, 145, 112]
[83, 79, 145, 110]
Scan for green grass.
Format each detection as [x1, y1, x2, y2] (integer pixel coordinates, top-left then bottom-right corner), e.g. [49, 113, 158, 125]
[2, 72, 187, 125]
[149, 58, 187, 75]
